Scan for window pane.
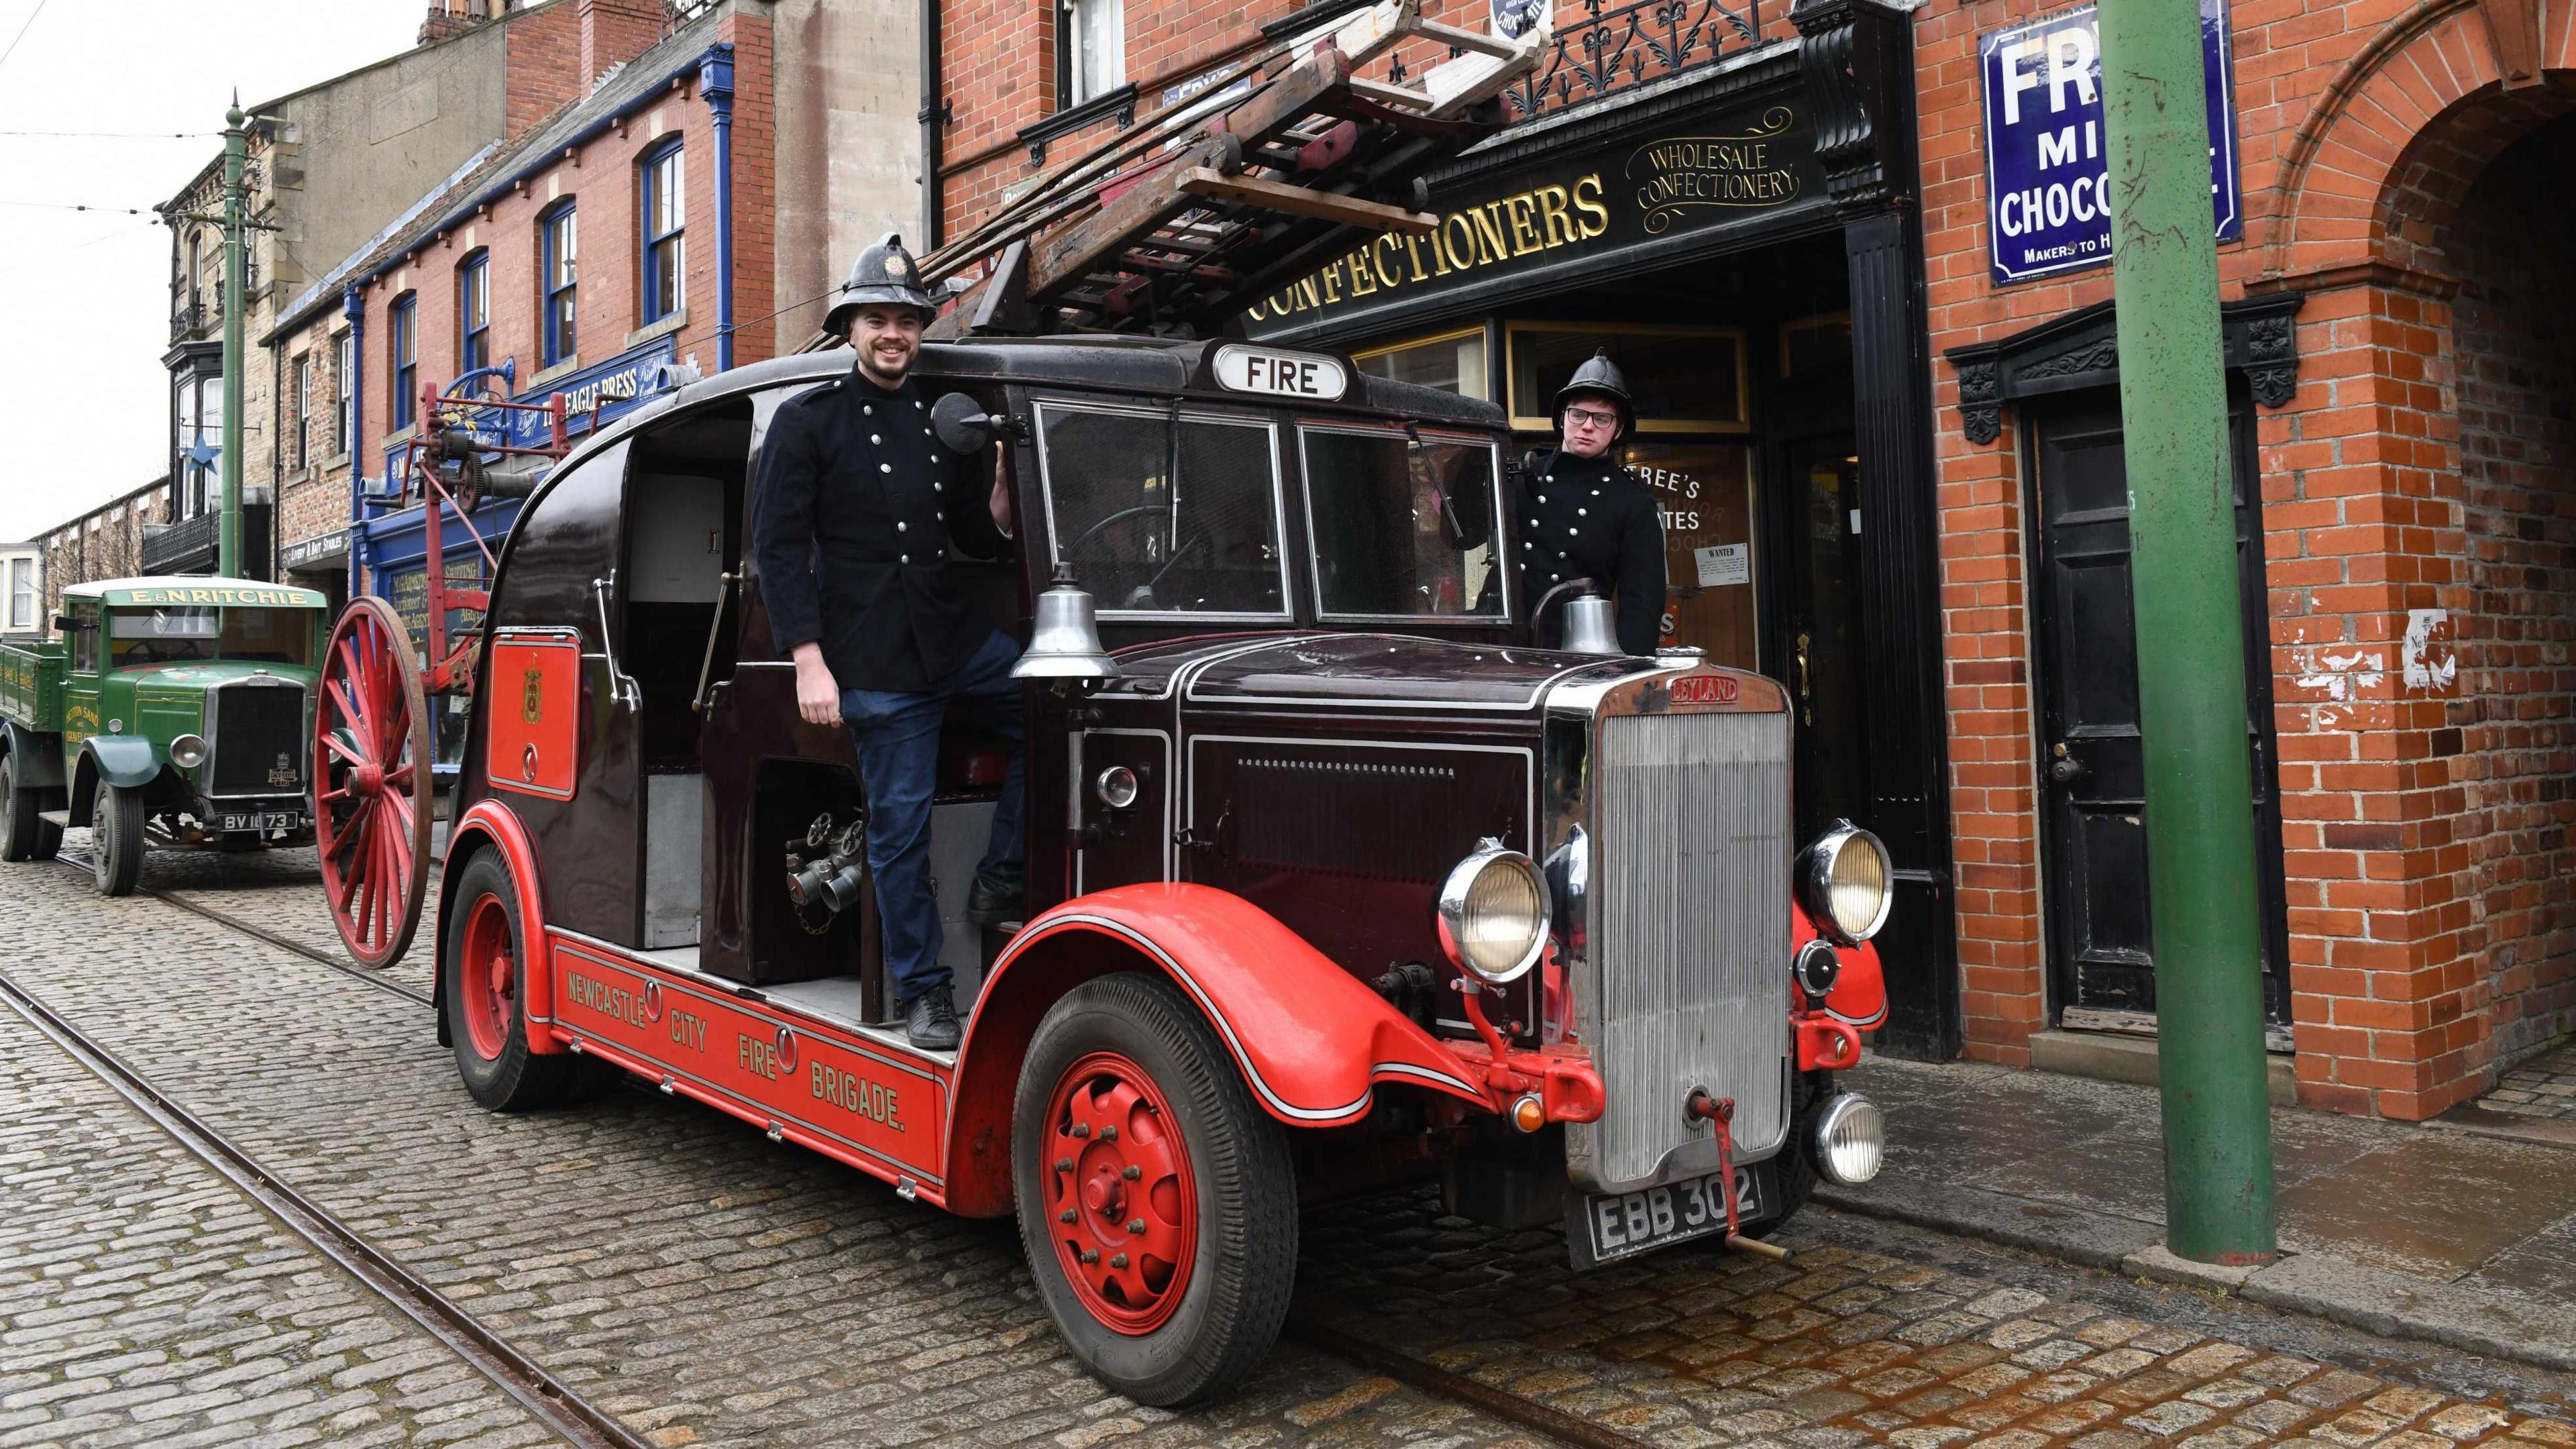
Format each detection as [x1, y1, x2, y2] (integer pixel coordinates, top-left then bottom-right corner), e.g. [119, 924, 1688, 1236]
[1509, 327, 1743, 429]
[1357, 332, 1487, 399]
[1301, 429, 1503, 619]
[1040, 406, 1283, 616]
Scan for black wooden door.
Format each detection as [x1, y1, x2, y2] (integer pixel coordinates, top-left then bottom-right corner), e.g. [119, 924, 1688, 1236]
[1778, 434, 1870, 843]
[2029, 397, 2290, 1028]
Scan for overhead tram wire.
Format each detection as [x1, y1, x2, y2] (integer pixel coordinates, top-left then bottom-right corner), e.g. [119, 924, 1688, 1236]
[0, 127, 221, 138]
[0, 0, 50, 75]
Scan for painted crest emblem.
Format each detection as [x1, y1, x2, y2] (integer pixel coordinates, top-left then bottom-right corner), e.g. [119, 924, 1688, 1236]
[883, 255, 909, 278]
[521, 667, 544, 723]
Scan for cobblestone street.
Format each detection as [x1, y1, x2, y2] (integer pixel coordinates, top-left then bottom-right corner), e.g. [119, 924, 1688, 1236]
[6, 847, 2576, 1449]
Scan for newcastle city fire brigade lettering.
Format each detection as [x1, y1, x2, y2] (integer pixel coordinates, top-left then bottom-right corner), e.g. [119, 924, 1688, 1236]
[564, 969, 653, 1028]
[810, 1059, 903, 1129]
[1626, 109, 1802, 233]
[1244, 174, 1609, 323]
[736, 1030, 782, 1080]
[667, 1006, 708, 1053]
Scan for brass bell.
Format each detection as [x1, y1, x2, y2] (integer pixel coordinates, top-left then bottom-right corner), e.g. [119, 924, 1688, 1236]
[1012, 564, 1123, 680]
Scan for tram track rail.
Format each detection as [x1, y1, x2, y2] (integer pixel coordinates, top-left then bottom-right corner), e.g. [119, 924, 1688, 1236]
[30, 854, 1654, 1449]
[0, 963, 651, 1449]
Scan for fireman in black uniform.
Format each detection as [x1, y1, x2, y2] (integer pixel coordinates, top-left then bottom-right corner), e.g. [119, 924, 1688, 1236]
[751, 234, 1020, 1051]
[1515, 349, 1667, 656]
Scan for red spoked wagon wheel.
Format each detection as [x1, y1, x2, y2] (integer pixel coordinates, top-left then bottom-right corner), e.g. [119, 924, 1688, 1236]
[312, 596, 435, 968]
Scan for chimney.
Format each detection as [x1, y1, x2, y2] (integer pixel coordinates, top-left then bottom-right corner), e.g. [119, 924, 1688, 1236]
[418, 0, 513, 46]
[580, 0, 664, 83]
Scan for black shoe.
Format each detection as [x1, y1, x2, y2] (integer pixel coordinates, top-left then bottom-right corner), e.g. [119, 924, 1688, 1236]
[965, 875, 1024, 928]
[904, 989, 962, 1052]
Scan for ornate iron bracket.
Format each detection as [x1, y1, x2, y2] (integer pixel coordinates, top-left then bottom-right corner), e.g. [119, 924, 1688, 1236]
[1499, 0, 1762, 119]
[1945, 292, 2306, 445]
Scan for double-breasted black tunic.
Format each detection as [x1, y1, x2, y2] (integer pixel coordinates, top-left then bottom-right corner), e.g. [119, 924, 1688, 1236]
[751, 368, 1011, 693]
[1513, 448, 1668, 657]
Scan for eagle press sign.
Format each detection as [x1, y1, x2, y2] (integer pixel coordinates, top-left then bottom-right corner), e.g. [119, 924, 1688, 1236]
[1980, 0, 2240, 285]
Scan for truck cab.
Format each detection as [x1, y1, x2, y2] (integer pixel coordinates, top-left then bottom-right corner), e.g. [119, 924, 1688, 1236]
[431, 337, 1892, 1407]
[0, 578, 326, 894]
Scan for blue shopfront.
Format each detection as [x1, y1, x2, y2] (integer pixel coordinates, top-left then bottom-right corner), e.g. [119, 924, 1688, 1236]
[356, 339, 683, 766]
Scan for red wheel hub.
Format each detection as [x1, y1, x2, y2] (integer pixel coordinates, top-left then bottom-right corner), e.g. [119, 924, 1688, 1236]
[458, 892, 516, 1060]
[1044, 1051, 1197, 1335]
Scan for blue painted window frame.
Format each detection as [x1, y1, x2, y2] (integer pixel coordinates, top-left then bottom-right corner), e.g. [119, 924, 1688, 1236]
[541, 201, 578, 366]
[458, 251, 490, 376]
[390, 293, 417, 432]
[639, 140, 685, 325]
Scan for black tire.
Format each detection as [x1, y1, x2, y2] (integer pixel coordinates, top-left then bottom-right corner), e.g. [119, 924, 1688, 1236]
[443, 849, 578, 1112]
[1746, 1070, 1831, 1240]
[0, 755, 59, 863]
[1014, 973, 1297, 1407]
[91, 783, 144, 896]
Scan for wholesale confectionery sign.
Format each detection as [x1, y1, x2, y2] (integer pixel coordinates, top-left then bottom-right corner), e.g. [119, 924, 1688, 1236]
[1980, 0, 2240, 285]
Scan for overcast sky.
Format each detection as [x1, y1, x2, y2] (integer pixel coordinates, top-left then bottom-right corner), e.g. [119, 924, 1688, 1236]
[0, 0, 423, 543]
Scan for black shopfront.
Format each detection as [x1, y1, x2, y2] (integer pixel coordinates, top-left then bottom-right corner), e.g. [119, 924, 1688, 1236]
[1242, 0, 1957, 1056]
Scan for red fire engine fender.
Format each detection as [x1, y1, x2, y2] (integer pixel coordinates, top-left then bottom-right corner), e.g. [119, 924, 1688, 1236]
[440, 800, 567, 1055]
[1793, 900, 1886, 1030]
[942, 883, 1488, 1216]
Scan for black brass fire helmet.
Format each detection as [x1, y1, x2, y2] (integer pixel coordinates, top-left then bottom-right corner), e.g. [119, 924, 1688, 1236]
[1552, 347, 1634, 441]
[826, 231, 936, 335]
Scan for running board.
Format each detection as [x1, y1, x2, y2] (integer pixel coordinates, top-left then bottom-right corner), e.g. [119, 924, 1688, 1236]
[36, 810, 68, 828]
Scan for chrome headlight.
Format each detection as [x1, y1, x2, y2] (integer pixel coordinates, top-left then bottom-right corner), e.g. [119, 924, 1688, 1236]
[170, 734, 209, 769]
[1796, 820, 1892, 945]
[1813, 1093, 1884, 1185]
[1436, 839, 1549, 985]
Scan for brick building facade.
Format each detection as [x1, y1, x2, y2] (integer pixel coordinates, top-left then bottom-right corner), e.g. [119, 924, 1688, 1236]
[927, 0, 2575, 1116]
[38, 484, 170, 617]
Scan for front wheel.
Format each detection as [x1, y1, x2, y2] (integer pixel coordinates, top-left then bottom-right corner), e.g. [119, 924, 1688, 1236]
[0, 755, 59, 862]
[444, 849, 576, 1111]
[91, 783, 144, 896]
[1013, 973, 1296, 1407]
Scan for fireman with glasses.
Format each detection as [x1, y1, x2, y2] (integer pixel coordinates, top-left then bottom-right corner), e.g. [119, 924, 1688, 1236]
[1515, 349, 1667, 656]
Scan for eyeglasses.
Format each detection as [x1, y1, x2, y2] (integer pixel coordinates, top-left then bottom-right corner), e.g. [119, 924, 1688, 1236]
[1561, 405, 1619, 429]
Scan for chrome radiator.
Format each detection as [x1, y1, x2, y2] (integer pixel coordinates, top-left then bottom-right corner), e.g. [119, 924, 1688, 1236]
[1584, 708, 1792, 1187]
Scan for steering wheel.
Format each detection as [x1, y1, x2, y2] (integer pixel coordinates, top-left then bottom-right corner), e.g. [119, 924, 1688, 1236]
[1063, 502, 1173, 559]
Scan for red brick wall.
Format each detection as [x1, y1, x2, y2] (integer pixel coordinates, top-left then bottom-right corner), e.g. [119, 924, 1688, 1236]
[582, 0, 664, 84]
[724, 11, 779, 364]
[505, 0, 587, 140]
[1917, 0, 2576, 1115]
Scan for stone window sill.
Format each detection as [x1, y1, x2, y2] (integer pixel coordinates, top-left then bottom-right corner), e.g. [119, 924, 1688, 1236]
[625, 309, 689, 350]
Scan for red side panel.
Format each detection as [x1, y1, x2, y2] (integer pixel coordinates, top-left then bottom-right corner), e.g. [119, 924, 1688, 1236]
[485, 629, 580, 799]
[1794, 900, 1887, 1031]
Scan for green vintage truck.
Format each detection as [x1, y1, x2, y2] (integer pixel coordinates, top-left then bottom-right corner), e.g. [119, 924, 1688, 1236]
[0, 576, 328, 895]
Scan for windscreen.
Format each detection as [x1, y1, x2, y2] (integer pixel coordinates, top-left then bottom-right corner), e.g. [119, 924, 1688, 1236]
[1299, 427, 1506, 620]
[1038, 402, 1287, 616]
[221, 608, 315, 667]
[108, 606, 217, 665]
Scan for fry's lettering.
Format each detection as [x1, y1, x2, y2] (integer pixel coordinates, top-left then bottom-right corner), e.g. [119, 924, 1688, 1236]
[810, 1060, 903, 1130]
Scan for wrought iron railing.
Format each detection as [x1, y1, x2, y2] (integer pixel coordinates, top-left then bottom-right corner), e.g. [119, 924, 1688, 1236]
[170, 300, 212, 341]
[1498, 0, 1764, 119]
[140, 509, 218, 574]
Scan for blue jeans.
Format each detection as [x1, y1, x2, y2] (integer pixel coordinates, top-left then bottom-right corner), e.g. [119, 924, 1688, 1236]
[841, 630, 1028, 1007]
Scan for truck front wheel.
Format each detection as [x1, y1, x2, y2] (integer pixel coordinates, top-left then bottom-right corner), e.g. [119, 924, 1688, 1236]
[90, 784, 144, 896]
[1012, 973, 1296, 1407]
[0, 755, 58, 862]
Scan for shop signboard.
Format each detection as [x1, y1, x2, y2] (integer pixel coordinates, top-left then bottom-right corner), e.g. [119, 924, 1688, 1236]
[378, 337, 678, 481]
[1242, 99, 1825, 341]
[1979, 0, 2240, 285]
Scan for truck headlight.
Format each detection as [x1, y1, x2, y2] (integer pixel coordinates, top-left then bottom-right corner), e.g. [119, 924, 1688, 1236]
[1797, 820, 1892, 945]
[170, 734, 209, 769]
[1436, 840, 1549, 985]
[1812, 1093, 1884, 1185]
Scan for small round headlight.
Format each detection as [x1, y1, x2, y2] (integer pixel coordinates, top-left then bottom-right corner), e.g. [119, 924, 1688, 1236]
[1093, 764, 1139, 810]
[170, 734, 209, 769]
[1797, 820, 1892, 945]
[1436, 840, 1550, 985]
[1813, 1093, 1885, 1186]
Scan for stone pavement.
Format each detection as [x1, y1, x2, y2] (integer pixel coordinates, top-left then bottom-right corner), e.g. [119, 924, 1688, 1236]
[9, 851, 2576, 1448]
[2475, 1045, 2576, 1123]
[1822, 1056, 2576, 1377]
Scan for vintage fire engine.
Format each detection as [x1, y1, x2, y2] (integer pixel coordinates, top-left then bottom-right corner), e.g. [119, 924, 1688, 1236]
[304, 0, 1893, 1403]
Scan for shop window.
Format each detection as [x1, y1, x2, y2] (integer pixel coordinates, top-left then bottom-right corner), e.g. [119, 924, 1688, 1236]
[1779, 311, 1852, 386]
[1353, 326, 1489, 400]
[541, 201, 578, 365]
[1626, 440, 1757, 669]
[1299, 424, 1507, 622]
[458, 250, 491, 374]
[640, 143, 685, 325]
[390, 292, 418, 431]
[1061, 0, 1125, 107]
[1504, 321, 1748, 434]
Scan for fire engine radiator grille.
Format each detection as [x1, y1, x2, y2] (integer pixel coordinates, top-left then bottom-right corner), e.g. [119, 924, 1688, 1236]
[1591, 709, 1792, 1186]
[211, 684, 307, 796]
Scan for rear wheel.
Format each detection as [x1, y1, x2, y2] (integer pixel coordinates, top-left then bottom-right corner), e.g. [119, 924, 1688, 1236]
[315, 596, 433, 968]
[444, 849, 576, 1111]
[91, 783, 144, 896]
[1014, 973, 1295, 1407]
[0, 755, 58, 862]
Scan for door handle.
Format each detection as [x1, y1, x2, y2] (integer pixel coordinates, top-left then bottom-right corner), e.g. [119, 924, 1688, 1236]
[1793, 631, 1813, 725]
[2049, 744, 2090, 784]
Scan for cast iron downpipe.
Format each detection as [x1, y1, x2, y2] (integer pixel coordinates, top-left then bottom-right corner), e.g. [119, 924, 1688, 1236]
[343, 283, 366, 598]
[918, 0, 943, 248]
[700, 45, 737, 372]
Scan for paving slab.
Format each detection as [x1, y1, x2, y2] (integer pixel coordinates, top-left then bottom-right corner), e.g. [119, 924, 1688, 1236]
[2275, 1134, 2576, 1279]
